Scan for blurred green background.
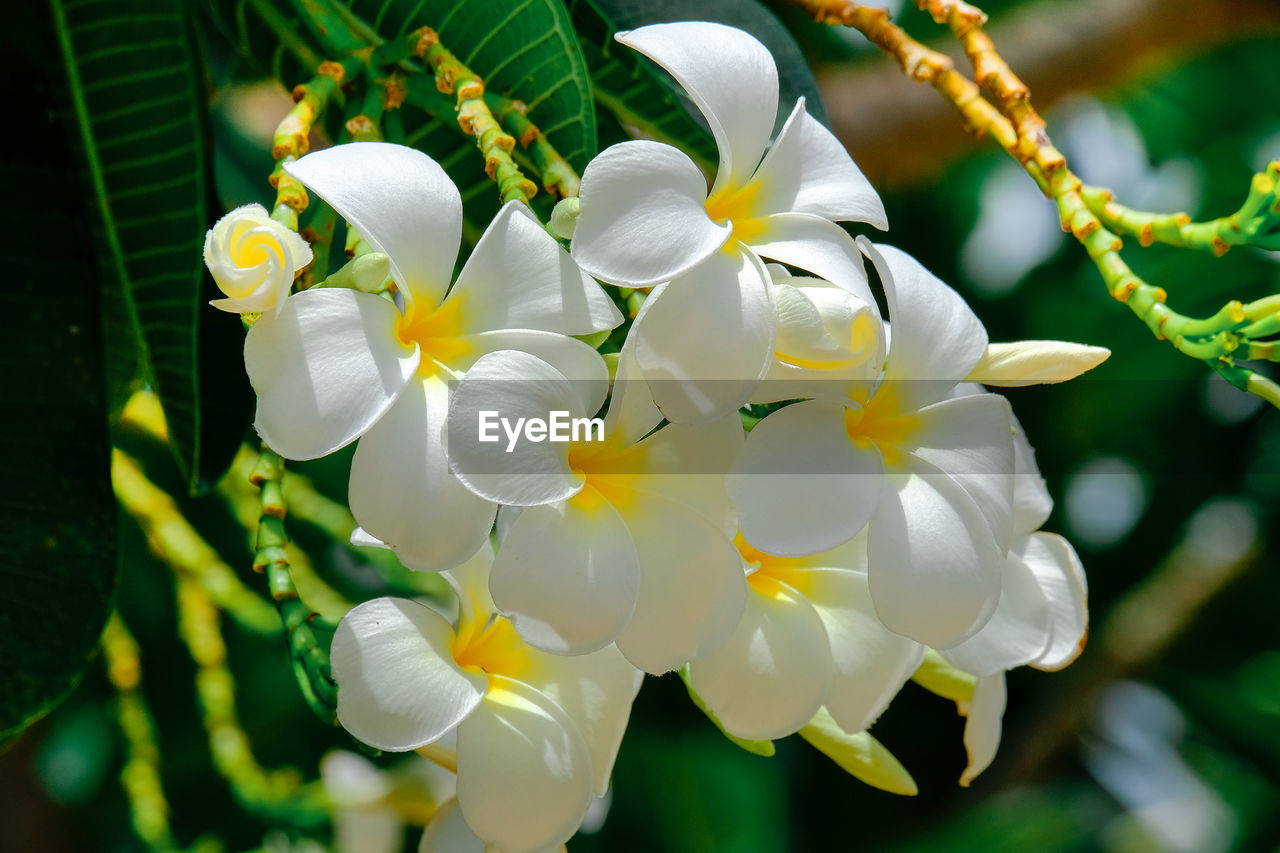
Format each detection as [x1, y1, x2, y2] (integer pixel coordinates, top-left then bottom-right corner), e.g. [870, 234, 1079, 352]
[4, 0, 1280, 850]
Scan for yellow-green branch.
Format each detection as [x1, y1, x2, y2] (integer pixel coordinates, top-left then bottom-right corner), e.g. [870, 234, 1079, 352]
[270, 60, 348, 224]
[175, 575, 327, 823]
[486, 92, 581, 198]
[102, 614, 178, 853]
[1081, 162, 1280, 255]
[111, 449, 281, 636]
[410, 26, 538, 205]
[795, 0, 1280, 408]
[250, 447, 341, 724]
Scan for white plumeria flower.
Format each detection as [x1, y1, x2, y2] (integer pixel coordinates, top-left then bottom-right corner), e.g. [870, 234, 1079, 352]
[331, 543, 641, 853]
[570, 21, 886, 422]
[754, 263, 885, 403]
[942, 416, 1089, 785]
[729, 241, 1019, 648]
[204, 203, 312, 316]
[243, 142, 620, 571]
[687, 530, 924, 741]
[447, 343, 747, 675]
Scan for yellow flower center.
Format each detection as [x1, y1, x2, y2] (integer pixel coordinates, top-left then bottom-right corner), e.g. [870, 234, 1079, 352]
[705, 181, 766, 247]
[396, 295, 471, 378]
[451, 613, 530, 680]
[843, 387, 919, 467]
[735, 531, 811, 596]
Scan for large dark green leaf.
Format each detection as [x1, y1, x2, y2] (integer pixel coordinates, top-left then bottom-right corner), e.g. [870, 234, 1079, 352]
[568, 0, 829, 164]
[0, 3, 117, 742]
[53, 0, 251, 493]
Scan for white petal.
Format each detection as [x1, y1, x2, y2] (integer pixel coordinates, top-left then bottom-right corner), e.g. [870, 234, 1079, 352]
[349, 378, 497, 572]
[522, 646, 643, 796]
[599, 416, 744, 531]
[1022, 533, 1089, 671]
[418, 798, 485, 853]
[600, 306, 664, 448]
[942, 554, 1051, 677]
[613, 492, 748, 674]
[455, 677, 592, 853]
[688, 579, 832, 740]
[618, 22, 778, 193]
[446, 351, 586, 507]
[632, 248, 776, 423]
[572, 140, 729, 286]
[750, 100, 887, 228]
[757, 277, 885, 402]
[349, 526, 389, 549]
[866, 459, 1003, 648]
[449, 330, 610, 416]
[905, 393, 1016, 551]
[1011, 416, 1054, 535]
[491, 496, 639, 654]
[748, 214, 875, 305]
[967, 340, 1110, 386]
[800, 567, 925, 734]
[285, 142, 460, 310]
[446, 202, 621, 336]
[862, 240, 988, 410]
[960, 673, 1006, 786]
[245, 288, 419, 460]
[728, 399, 885, 556]
[772, 281, 878, 366]
[330, 597, 486, 751]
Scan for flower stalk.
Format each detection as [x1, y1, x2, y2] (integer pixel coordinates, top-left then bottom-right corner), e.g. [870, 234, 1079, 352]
[486, 92, 581, 198]
[1081, 162, 1280, 255]
[270, 60, 351, 222]
[411, 26, 538, 204]
[794, 0, 1280, 409]
[250, 447, 341, 724]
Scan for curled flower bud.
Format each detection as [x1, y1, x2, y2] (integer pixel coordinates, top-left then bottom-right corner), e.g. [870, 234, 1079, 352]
[203, 203, 312, 315]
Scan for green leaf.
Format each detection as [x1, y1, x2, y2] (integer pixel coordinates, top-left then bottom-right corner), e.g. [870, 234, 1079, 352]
[52, 0, 251, 494]
[0, 3, 117, 741]
[568, 0, 830, 163]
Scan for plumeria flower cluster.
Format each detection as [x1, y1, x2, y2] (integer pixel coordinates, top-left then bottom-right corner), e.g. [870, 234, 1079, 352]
[205, 20, 1107, 851]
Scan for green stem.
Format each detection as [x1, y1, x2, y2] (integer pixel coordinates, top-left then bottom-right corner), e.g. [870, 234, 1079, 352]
[250, 448, 341, 725]
[1081, 162, 1280, 255]
[409, 27, 538, 204]
[485, 93, 581, 198]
